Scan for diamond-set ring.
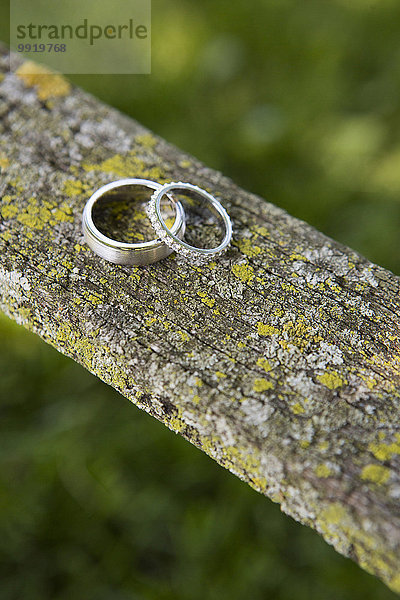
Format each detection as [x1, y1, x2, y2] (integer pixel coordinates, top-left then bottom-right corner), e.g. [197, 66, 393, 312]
[146, 181, 232, 264]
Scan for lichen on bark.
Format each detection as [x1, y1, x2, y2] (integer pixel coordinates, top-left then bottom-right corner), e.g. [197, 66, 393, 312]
[1, 46, 400, 592]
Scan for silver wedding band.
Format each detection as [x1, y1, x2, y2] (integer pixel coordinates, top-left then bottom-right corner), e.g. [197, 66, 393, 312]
[82, 178, 186, 266]
[82, 179, 232, 266]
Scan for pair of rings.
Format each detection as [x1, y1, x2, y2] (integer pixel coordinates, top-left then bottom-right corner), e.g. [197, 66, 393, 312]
[82, 178, 232, 266]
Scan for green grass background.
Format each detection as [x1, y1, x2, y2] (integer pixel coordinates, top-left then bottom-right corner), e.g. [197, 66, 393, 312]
[1, 0, 400, 598]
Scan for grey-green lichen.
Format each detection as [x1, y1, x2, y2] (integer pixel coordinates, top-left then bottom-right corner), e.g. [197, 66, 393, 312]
[1, 45, 400, 593]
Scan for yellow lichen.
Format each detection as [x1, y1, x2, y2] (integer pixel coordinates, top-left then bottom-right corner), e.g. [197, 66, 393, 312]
[14, 197, 74, 231]
[53, 202, 74, 223]
[253, 225, 269, 237]
[253, 378, 273, 392]
[167, 407, 186, 433]
[236, 238, 262, 257]
[317, 371, 345, 390]
[135, 132, 157, 148]
[63, 179, 86, 197]
[368, 435, 400, 461]
[178, 330, 190, 342]
[55, 322, 98, 370]
[145, 317, 157, 326]
[282, 317, 323, 351]
[17, 198, 48, 230]
[179, 159, 192, 168]
[232, 263, 254, 283]
[1, 203, 19, 219]
[361, 464, 391, 485]
[223, 444, 263, 475]
[290, 252, 307, 261]
[197, 290, 215, 308]
[0, 155, 9, 169]
[318, 502, 347, 531]
[257, 357, 272, 373]
[83, 152, 166, 181]
[16, 61, 71, 100]
[292, 403, 305, 415]
[315, 464, 333, 478]
[257, 322, 279, 336]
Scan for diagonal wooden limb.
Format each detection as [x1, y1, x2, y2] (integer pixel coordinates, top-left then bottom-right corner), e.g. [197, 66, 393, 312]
[0, 46, 399, 592]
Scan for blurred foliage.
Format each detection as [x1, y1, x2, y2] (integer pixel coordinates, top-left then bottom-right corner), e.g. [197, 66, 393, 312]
[1, 0, 400, 598]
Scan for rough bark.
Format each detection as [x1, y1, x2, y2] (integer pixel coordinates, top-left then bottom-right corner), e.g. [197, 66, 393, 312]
[1, 46, 400, 592]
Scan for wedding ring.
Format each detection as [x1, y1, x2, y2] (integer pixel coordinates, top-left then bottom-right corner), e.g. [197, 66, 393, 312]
[146, 182, 232, 263]
[82, 178, 186, 265]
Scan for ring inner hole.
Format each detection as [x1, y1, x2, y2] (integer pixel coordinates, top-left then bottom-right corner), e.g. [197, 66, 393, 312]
[92, 185, 176, 244]
[167, 189, 225, 249]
